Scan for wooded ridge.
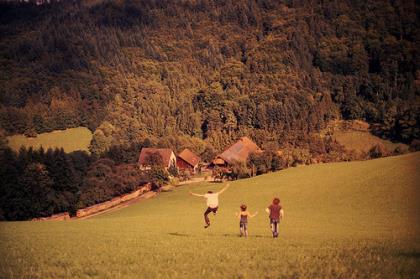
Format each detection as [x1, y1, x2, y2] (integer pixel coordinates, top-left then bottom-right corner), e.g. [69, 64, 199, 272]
[0, 0, 418, 154]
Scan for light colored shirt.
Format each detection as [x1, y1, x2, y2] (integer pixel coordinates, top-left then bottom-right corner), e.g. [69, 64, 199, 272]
[204, 193, 219, 208]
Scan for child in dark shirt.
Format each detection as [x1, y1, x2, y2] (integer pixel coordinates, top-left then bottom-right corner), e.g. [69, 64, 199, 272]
[265, 197, 284, 238]
[235, 204, 258, 237]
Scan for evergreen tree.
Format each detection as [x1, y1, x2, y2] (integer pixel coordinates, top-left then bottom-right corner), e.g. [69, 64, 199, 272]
[17, 163, 55, 220]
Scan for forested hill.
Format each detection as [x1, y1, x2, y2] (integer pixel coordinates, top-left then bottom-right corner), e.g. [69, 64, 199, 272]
[0, 0, 419, 154]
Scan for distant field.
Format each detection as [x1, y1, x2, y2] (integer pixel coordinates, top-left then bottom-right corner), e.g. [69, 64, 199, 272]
[0, 153, 419, 278]
[334, 130, 409, 153]
[6, 127, 92, 153]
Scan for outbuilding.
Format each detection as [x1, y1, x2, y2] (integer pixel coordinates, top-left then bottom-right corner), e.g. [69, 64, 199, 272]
[177, 148, 201, 174]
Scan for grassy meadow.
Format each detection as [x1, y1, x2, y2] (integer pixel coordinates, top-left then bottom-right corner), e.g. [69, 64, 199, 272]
[334, 130, 409, 154]
[6, 127, 92, 153]
[0, 153, 419, 278]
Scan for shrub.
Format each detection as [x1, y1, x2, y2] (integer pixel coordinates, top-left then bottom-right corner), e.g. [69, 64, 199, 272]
[169, 178, 179, 186]
[393, 146, 408, 155]
[231, 161, 250, 179]
[168, 164, 179, 177]
[179, 170, 190, 181]
[369, 143, 387, 159]
[409, 139, 420, 152]
[146, 166, 169, 188]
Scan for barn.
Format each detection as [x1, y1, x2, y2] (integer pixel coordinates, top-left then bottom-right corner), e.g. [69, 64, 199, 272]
[212, 137, 262, 167]
[177, 149, 201, 174]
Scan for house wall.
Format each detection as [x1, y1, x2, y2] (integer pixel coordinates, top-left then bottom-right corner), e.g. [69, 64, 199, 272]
[177, 157, 194, 173]
[168, 152, 177, 169]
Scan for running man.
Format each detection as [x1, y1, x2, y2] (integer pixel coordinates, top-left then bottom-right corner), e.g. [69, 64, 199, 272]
[189, 183, 230, 228]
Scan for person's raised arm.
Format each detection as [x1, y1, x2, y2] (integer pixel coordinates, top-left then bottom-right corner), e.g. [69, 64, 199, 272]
[189, 191, 204, 197]
[217, 182, 230, 195]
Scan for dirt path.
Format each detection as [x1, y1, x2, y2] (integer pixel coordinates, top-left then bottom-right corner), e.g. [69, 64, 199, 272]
[75, 192, 157, 220]
[76, 177, 214, 220]
[178, 176, 217, 185]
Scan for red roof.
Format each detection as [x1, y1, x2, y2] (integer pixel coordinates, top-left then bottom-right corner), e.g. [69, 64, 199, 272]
[177, 149, 201, 167]
[215, 137, 261, 165]
[138, 148, 174, 167]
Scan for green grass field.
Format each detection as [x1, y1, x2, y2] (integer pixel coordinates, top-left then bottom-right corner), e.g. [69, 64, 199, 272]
[1, 153, 419, 278]
[334, 130, 408, 153]
[6, 127, 92, 153]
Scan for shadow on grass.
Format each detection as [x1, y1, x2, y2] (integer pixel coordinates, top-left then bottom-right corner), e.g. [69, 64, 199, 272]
[397, 251, 420, 259]
[167, 232, 274, 239]
[220, 233, 272, 239]
[168, 232, 190, 237]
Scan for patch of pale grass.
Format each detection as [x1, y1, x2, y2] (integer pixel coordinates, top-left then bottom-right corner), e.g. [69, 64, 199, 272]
[334, 131, 408, 153]
[7, 127, 92, 153]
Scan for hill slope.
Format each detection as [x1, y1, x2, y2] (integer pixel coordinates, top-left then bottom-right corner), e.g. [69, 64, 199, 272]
[0, 153, 419, 278]
[0, 0, 418, 153]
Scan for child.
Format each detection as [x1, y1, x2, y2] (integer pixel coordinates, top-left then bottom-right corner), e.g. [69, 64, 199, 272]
[190, 183, 230, 228]
[235, 204, 258, 237]
[265, 197, 284, 238]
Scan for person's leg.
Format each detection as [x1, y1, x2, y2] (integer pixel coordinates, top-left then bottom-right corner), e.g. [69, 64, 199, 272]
[239, 223, 244, 237]
[212, 207, 218, 215]
[204, 207, 212, 227]
[270, 219, 275, 237]
[244, 223, 248, 237]
[273, 220, 278, 237]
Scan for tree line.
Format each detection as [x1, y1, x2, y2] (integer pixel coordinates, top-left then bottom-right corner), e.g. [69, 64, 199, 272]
[0, 142, 169, 221]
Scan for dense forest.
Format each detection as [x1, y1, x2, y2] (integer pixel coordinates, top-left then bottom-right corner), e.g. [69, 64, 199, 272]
[0, 0, 418, 155]
[0, 0, 419, 220]
[0, 142, 170, 220]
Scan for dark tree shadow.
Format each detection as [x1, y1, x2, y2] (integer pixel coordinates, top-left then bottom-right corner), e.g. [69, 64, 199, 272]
[397, 251, 420, 259]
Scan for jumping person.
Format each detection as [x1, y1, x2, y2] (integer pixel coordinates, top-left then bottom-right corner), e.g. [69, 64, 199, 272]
[189, 183, 230, 228]
[235, 204, 258, 237]
[265, 197, 284, 238]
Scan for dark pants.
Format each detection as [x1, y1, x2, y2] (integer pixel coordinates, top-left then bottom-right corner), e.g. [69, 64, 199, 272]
[240, 222, 248, 237]
[204, 207, 218, 225]
[270, 219, 280, 237]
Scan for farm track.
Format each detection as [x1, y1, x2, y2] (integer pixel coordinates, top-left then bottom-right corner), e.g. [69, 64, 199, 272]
[77, 177, 210, 219]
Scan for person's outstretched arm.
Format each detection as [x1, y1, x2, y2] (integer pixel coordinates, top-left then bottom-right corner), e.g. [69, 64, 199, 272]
[217, 183, 230, 195]
[250, 211, 258, 218]
[189, 191, 204, 197]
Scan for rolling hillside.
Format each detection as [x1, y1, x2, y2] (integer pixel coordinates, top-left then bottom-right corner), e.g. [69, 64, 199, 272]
[1, 1, 418, 153]
[0, 152, 419, 278]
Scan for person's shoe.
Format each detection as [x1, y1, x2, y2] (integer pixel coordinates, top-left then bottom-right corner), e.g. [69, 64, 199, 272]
[204, 224, 210, 229]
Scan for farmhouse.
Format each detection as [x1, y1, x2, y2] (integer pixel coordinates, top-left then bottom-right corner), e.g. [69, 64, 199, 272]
[138, 148, 177, 170]
[177, 149, 201, 174]
[212, 136, 262, 167]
